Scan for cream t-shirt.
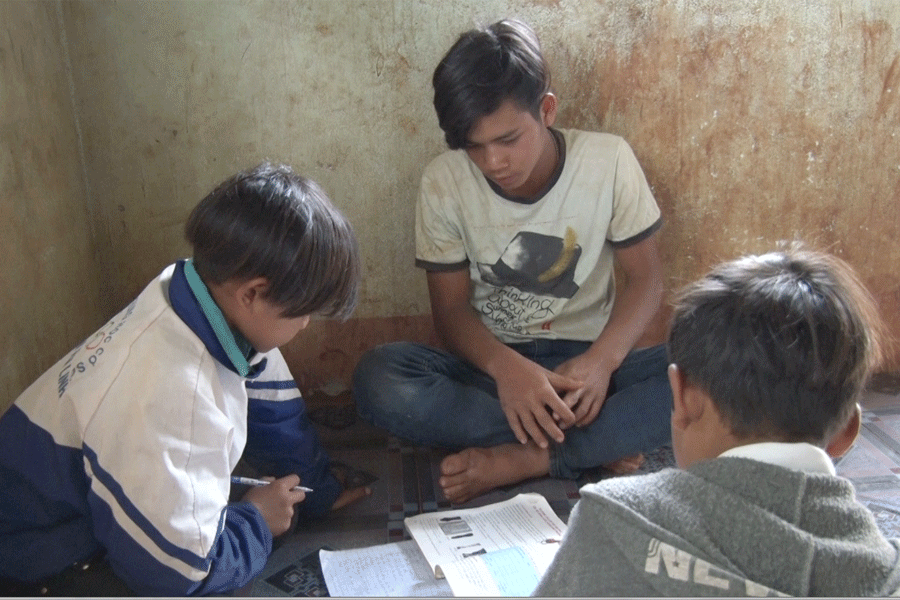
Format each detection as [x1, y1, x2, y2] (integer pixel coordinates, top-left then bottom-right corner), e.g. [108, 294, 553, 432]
[416, 129, 661, 343]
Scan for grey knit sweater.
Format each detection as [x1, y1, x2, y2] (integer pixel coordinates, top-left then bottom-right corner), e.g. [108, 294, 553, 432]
[534, 457, 900, 596]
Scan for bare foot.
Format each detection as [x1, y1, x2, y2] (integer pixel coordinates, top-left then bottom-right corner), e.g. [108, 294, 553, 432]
[331, 486, 371, 511]
[603, 453, 644, 475]
[439, 443, 550, 504]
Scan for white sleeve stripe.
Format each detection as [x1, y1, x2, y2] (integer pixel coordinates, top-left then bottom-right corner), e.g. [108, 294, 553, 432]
[245, 388, 302, 402]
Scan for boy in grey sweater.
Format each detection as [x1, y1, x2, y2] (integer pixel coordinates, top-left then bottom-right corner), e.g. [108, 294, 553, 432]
[535, 246, 900, 596]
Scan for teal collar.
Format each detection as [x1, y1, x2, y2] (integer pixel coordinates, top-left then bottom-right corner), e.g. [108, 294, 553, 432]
[183, 259, 254, 377]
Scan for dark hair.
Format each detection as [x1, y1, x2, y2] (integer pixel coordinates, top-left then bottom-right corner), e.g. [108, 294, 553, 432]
[432, 18, 551, 150]
[667, 245, 885, 444]
[185, 162, 359, 320]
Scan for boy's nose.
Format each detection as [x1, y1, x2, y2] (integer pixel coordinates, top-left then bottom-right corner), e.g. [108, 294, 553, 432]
[484, 145, 507, 170]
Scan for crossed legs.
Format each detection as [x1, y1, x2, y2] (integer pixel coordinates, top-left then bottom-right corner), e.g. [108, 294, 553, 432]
[353, 341, 671, 503]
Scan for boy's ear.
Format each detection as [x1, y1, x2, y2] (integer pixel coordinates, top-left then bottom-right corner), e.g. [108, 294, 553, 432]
[236, 277, 270, 309]
[669, 363, 706, 430]
[825, 403, 862, 458]
[669, 364, 688, 429]
[540, 93, 557, 127]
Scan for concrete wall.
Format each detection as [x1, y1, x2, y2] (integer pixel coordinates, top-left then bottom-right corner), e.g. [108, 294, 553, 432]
[1, 1, 104, 405]
[3, 0, 899, 411]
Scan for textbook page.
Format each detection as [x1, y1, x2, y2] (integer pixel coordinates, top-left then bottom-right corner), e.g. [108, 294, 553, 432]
[404, 493, 566, 578]
[319, 540, 452, 597]
[439, 540, 560, 597]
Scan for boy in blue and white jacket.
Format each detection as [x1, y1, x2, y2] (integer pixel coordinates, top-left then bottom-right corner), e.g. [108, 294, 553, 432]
[0, 163, 367, 595]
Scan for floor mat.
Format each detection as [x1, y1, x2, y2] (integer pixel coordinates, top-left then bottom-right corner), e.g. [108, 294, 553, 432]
[836, 403, 900, 537]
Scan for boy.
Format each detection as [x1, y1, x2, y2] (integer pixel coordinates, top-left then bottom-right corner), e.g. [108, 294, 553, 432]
[354, 19, 671, 503]
[0, 163, 368, 595]
[534, 247, 900, 596]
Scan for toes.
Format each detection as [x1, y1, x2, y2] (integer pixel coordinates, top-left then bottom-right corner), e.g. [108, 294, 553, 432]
[440, 452, 468, 476]
[440, 479, 468, 504]
[442, 484, 472, 505]
[439, 468, 469, 490]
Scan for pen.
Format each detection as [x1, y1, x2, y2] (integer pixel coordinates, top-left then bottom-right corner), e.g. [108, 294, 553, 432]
[231, 476, 312, 493]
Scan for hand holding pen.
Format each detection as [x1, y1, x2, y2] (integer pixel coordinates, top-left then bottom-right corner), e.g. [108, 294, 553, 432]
[236, 474, 308, 536]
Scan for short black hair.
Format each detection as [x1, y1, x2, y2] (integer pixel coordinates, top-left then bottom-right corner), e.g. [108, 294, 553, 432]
[667, 245, 885, 445]
[432, 18, 551, 150]
[185, 162, 359, 320]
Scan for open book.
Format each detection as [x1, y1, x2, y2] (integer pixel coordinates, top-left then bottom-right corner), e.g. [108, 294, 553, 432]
[404, 492, 567, 596]
[319, 493, 567, 597]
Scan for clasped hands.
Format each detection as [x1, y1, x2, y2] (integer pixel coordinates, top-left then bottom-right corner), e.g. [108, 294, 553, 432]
[496, 352, 613, 449]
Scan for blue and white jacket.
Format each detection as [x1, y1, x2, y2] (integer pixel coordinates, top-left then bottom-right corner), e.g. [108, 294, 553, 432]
[0, 260, 340, 595]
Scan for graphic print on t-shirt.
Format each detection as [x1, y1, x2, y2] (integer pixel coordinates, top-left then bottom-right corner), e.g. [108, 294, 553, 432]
[476, 229, 581, 299]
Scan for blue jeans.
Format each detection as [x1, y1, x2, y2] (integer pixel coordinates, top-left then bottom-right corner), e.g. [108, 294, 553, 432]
[353, 340, 672, 479]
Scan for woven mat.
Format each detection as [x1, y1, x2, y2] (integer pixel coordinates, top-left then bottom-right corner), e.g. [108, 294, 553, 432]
[836, 403, 900, 538]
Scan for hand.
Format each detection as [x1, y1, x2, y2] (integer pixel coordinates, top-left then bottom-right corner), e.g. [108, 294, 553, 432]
[495, 358, 581, 448]
[242, 475, 306, 536]
[554, 352, 614, 427]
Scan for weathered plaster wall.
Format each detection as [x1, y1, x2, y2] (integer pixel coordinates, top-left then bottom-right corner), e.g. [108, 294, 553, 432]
[1, 1, 104, 410]
[4, 0, 899, 409]
[290, 0, 900, 395]
[545, 1, 900, 349]
[60, 0, 447, 314]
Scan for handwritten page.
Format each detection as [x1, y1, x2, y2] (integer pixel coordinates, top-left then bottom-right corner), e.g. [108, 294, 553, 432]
[319, 540, 452, 597]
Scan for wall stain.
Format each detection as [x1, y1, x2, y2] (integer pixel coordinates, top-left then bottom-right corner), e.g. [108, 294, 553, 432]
[877, 53, 900, 120]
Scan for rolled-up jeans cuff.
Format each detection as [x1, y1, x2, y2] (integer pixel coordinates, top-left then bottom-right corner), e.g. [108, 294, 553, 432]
[548, 444, 581, 480]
